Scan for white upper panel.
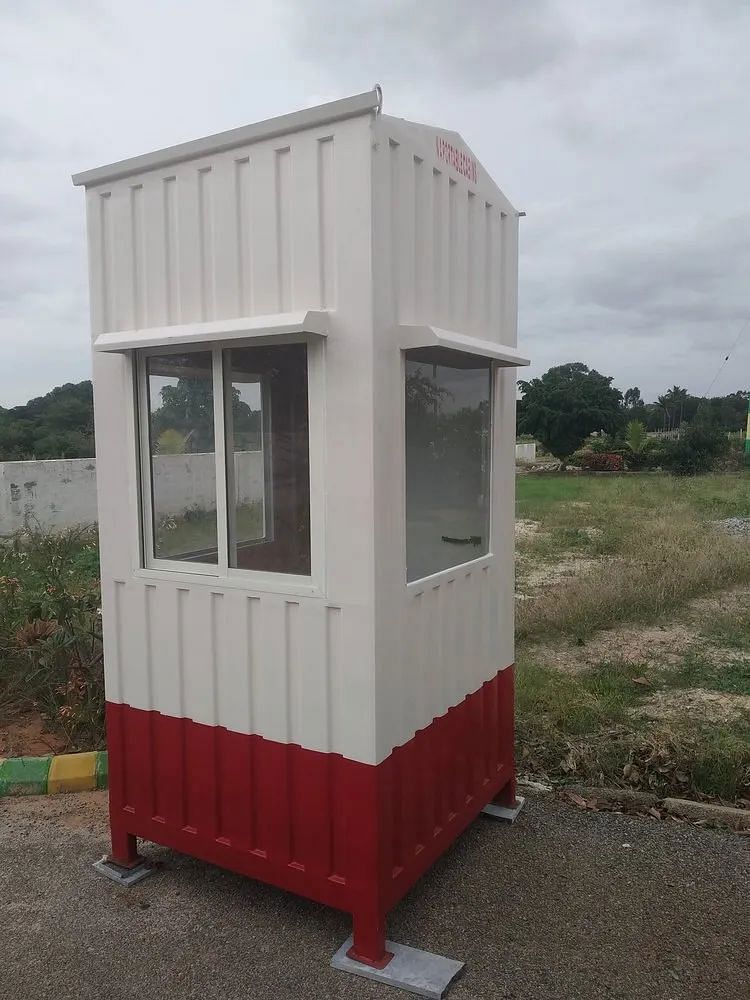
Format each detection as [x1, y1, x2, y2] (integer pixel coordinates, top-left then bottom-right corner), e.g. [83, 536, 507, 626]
[77, 95, 381, 345]
[371, 112, 520, 349]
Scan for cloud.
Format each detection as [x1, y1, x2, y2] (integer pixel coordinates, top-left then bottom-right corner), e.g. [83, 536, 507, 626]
[1, 0, 749, 405]
[581, 216, 750, 327]
[281, 0, 570, 88]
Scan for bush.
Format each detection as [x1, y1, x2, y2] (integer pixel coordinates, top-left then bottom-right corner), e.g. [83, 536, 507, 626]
[0, 527, 103, 749]
[714, 437, 745, 473]
[584, 434, 621, 455]
[580, 452, 624, 472]
[664, 422, 729, 476]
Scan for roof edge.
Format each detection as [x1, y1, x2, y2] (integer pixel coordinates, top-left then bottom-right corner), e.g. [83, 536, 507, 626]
[73, 89, 382, 188]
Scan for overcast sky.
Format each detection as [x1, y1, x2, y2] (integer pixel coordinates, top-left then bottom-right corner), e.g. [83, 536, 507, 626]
[1, 0, 748, 407]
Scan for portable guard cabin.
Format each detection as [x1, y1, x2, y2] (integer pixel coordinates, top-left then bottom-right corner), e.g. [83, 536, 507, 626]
[73, 87, 529, 978]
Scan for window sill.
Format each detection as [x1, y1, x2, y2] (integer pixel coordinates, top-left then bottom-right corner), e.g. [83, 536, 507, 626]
[405, 552, 495, 594]
[133, 566, 325, 600]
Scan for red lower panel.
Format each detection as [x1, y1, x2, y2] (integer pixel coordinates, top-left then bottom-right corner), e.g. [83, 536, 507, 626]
[106, 665, 515, 922]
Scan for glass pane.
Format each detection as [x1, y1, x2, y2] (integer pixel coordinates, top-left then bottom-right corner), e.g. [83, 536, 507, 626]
[146, 352, 218, 564]
[224, 344, 310, 575]
[405, 348, 492, 582]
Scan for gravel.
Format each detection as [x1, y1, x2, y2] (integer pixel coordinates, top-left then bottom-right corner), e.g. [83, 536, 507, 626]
[1, 791, 748, 1000]
[713, 517, 750, 537]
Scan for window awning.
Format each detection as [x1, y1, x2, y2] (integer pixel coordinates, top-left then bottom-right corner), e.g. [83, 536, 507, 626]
[93, 309, 330, 353]
[394, 324, 530, 367]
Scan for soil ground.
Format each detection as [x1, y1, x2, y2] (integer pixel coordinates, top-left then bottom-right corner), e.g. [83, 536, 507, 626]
[0, 707, 66, 756]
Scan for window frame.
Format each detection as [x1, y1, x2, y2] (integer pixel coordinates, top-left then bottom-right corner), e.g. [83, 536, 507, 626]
[135, 336, 323, 594]
[402, 347, 496, 588]
[223, 363, 274, 566]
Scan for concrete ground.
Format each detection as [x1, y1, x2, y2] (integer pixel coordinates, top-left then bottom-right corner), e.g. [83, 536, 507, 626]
[1, 791, 747, 1000]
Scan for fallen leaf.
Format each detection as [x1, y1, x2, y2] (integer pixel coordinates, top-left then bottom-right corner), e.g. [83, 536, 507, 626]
[632, 676, 651, 687]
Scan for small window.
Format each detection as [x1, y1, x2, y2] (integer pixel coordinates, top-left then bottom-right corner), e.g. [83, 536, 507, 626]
[146, 352, 219, 565]
[139, 343, 311, 578]
[405, 348, 492, 582]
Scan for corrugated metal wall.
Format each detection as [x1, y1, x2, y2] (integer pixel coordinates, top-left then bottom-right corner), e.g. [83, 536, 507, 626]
[87, 112, 379, 765]
[374, 119, 517, 342]
[87, 130, 339, 333]
[101, 578, 373, 759]
[371, 116, 518, 760]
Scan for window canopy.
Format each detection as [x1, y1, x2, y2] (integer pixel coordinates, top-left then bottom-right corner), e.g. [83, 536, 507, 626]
[93, 309, 330, 353]
[394, 324, 530, 367]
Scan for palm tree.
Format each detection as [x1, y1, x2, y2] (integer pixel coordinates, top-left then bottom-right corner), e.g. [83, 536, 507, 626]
[658, 386, 689, 431]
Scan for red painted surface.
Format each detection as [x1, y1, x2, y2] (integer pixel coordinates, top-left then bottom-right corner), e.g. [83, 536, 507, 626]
[107, 664, 515, 964]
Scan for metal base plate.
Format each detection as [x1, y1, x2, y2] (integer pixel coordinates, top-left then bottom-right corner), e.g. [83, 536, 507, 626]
[93, 856, 154, 887]
[482, 795, 526, 822]
[332, 936, 463, 999]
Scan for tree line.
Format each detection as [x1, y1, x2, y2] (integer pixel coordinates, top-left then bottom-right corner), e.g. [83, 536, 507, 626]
[0, 382, 94, 461]
[0, 371, 746, 463]
[517, 363, 747, 473]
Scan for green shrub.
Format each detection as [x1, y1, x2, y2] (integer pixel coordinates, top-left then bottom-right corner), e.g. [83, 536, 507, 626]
[0, 527, 104, 750]
[664, 422, 729, 476]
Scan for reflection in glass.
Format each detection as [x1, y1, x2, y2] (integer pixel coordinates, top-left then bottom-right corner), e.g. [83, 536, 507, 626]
[224, 344, 310, 575]
[405, 348, 491, 582]
[146, 352, 218, 563]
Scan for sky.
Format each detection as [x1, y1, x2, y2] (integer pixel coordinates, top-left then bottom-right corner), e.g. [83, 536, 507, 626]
[1, 0, 748, 407]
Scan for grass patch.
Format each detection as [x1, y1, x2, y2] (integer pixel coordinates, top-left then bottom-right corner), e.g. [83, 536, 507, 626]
[516, 655, 750, 800]
[700, 611, 750, 651]
[517, 657, 645, 735]
[516, 496, 750, 642]
[515, 472, 750, 802]
[658, 652, 750, 697]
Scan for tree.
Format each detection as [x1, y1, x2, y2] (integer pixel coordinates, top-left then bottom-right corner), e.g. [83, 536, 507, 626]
[0, 381, 95, 460]
[517, 363, 624, 462]
[658, 385, 690, 431]
[624, 387, 642, 409]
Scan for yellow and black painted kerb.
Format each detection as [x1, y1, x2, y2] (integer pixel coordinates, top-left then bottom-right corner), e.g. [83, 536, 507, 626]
[0, 751, 108, 796]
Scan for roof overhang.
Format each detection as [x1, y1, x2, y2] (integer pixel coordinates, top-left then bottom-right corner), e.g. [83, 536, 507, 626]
[93, 309, 330, 353]
[394, 324, 530, 367]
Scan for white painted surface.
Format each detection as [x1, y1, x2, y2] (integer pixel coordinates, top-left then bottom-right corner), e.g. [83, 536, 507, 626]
[370, 113, 519, 761]
[0, 453, 263, 535]
[0, 459, 98, 533]
[75, 92, 522, 765]
[93, 309, 330, 352]
[515, 442, 537, 462]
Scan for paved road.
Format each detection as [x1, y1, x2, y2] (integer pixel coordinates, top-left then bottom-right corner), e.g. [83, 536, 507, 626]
[1, 791, 747, 1000]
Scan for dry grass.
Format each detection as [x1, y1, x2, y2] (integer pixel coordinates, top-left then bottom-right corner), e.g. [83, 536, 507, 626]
[516, 515, 750, 642]
[514, 473, 750, 802]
